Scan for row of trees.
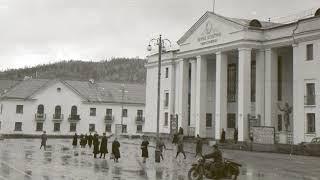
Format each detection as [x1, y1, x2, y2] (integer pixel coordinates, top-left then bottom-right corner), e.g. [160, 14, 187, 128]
[0, 58, 147, 83]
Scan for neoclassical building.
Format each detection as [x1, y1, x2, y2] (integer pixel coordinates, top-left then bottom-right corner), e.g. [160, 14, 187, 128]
[145, 9, 320, 144]
[0, 79, 145, 136]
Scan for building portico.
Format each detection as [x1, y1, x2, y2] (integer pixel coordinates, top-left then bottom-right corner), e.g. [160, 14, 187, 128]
[145, 9, 320, 144]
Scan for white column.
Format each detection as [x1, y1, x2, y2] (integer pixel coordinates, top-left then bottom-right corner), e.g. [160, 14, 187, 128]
[292, 44, 304, 144]
[264, 48, 278, 127]
[195, 55, 207, 137]
[190, 59, 197, 129]
[177, 59, 189, 132]
[255, 49, 265, 124]
[215, 51, 228, 139]
[238, 48, 252, 141]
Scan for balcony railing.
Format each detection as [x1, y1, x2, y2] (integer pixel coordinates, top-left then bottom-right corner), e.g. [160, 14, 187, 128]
[53, 114, 64, 121]
[35, 113, 46, 121]
[135, 116, 145, 124]
[68, 114, 80, 121]
[104, 115, 114, 123]
[304, 95, 316, 106]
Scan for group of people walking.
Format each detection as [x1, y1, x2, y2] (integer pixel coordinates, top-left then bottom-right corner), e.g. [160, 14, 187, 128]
[219, 128, 238, 144]
[71, 132, 121, 162]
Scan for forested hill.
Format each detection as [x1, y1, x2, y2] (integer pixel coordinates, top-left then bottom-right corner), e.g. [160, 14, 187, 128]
[0, 58, 147, 83]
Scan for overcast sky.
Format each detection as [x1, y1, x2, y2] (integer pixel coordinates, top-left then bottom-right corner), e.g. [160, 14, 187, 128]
[0, 0, 319, 70]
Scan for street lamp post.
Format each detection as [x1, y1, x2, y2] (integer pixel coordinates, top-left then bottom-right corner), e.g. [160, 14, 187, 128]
[119, 84, 128, 134]
[147, 35, 171, 163]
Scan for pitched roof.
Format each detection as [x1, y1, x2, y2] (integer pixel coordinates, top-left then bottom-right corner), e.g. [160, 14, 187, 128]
[1, 79, 51, 99]
[0, 80, 20, 95]
[1, 79, 146, 104]
[177, 11, 282, 45]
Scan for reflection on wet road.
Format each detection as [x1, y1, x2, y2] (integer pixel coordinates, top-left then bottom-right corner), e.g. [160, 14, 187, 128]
[0, 139, 319, 180]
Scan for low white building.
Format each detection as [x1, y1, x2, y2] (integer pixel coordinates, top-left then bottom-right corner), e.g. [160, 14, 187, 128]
[145, 9, 320, 144]
[0, 79, 146, 136]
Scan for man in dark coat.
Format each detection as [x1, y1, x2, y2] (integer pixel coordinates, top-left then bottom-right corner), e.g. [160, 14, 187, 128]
[175, 130, 186, 159]
[88, 133, 93, 148]
[84, 134, 88, 146]
[141, 136, 149, 163]
[234, 128, 238, 144]
[40, 131, 47, 150]
[93, 133, 100, 158]
[195, 134, 203, 157]
[72, 133, 78, 148]
[112, 137, 120, 162]
[80, 134, 85, 148]
[220, 128, 226, 143]
[99, 133, 108, 159]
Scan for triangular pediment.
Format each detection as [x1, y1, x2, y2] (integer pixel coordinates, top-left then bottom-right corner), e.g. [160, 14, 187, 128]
[177, 12, 246, 47]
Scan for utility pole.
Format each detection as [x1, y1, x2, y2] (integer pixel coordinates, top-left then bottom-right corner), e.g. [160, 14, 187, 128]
[213, 0, 216, 13]
[119, 84, 128, 133]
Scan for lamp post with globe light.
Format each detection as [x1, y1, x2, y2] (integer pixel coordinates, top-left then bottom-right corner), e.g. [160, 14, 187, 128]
[147, 35, 171, 163]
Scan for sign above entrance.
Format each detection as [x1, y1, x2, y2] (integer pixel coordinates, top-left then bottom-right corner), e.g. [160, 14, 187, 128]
[197, 21, 222, 46]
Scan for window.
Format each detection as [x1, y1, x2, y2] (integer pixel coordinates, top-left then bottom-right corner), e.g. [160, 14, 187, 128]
[89, 124, 95, 132]
[278, 114, 282, 131]
[57, 87, 61, 92]
[165, 67, 169, 78]
[122, 109, 128, 117]
[137, 125, 143, 133]
[90, 108, 96, 116]
[306, 44, 313, 61]
[54, 106, 61, 119]
[36, 122, 43, 131]
[227, 113, 236, 129]
[106, 124, 112, 132]
[122, 125, 127, 133]
[137, 110, 143, 117]
[70, 123, 77, 132]
[164, 92, 169, 108]
[71, 106, 77, 115]
[0, 104, 3, 114]
[106, 109, 112, 116]
[227, 64, 237, 102]
[206, 113, 212, 127]
[0, 121, 1, 130]
[16, 105, 23, 114]
[37, 104, 44, 114]
[251, 61, 256, 102]
[278, 56, 282, 101]
[14, 122, 22, 131]
[54, 123, 60, 132]
[164, 112, 169, 126]
[305, 83, 316, 105]
[307, 113, 315, 133]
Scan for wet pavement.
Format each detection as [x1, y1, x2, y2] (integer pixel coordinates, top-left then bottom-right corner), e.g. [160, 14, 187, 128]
[0, 138, 319, 180]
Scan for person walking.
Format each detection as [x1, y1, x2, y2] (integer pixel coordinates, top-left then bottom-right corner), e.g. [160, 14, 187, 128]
[234, 128, 238, 144]
[195, 134, 203, 157]
[141, 136, 149, 163]
[88, 133, 93, 148]
[40, 131, 47, 150]
[80, 134, 86, 148]
[112, 137, 120, 162]
[84, 134, 88, 147]
[220, 128, 226, 143]
[93, 133, 100, 158]
[72, 133, 78, 148]
[156, 137, 166, 160]
[99, 133, 108, 159]
[175, 128, 186, 159]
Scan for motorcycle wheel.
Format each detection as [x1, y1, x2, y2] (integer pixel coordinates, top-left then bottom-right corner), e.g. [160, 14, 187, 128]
[188, 167, 203, 180]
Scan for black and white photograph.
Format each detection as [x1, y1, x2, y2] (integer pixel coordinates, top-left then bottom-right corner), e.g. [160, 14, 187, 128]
[0, 0, 320, 179]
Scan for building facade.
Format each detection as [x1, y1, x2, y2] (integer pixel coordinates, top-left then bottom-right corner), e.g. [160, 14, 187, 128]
[0, 79, 145, 136]
[145, 10, 320, 144]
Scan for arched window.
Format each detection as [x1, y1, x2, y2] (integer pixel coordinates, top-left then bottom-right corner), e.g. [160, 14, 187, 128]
[71, 106, 77, 116]
[315, 8, 320, 16]
[37, 104, 44, 114]
[55, 105, 61, 115]
[249, 19, 262, 28]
